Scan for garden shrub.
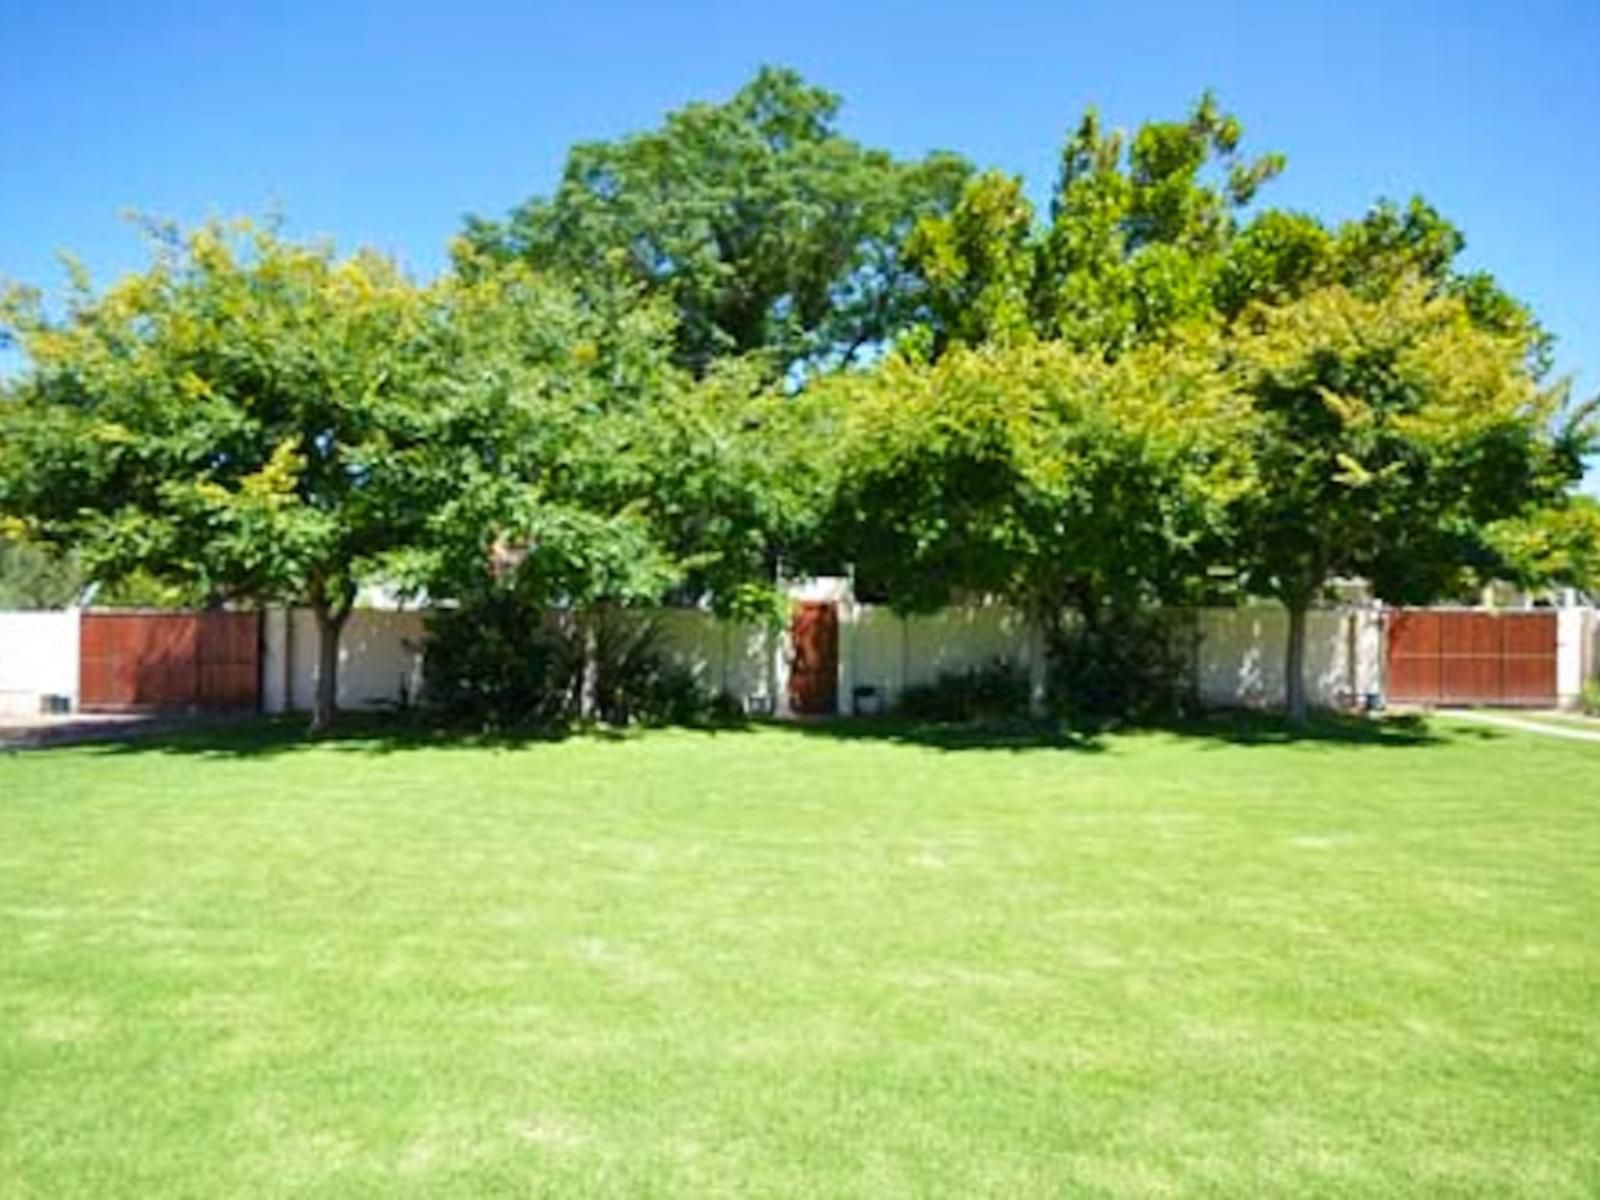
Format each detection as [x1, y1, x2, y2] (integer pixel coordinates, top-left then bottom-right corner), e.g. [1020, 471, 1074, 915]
[587, 610, 735, 726]
[1046, 607, 1194, 724]
[421, 593, 577, 727]
[1582, 679, 1600, 718]
[898, 659, 1031, 722]
[422, 598, 739, 729]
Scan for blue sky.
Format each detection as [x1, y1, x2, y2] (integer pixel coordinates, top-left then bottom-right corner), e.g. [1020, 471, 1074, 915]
[3, 0, 1596, 487]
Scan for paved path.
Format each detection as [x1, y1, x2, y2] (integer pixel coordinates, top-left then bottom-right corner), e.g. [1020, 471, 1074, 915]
[1442, 709, 1600, 745]
[0, 713, 185, 751]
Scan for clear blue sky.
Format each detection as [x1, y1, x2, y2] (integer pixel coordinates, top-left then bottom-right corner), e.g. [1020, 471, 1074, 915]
[3, 0, 1596, 487]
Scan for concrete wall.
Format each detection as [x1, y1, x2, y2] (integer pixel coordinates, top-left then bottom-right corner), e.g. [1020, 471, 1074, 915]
[1189, 607, 1384, 711]
[843, 603, 1043, 713]
[261, 608, 426, 714]
[0, 609, 80, 716]
[1557, 607, 1597, 708]
[10, 600, 1590, 721]
[653, 609, 780, 713]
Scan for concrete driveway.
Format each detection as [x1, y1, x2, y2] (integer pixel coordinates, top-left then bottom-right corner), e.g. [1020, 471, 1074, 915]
[0, 712, 197, 751]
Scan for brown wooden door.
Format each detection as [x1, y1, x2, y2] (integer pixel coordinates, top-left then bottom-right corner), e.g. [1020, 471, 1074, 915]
[196, 613, 261, 708]
[80, 611, 260, 711]
[1386, 609, 1555, 707]
[788, 602, 839, 716]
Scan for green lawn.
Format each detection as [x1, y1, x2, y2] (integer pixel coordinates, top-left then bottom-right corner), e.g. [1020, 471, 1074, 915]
[2, 717, 1597, 1197]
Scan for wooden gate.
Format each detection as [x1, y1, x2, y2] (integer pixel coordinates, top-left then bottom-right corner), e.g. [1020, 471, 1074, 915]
[79, 611, 261, 711]
[788, 602, 839, 716]
[1386, 609, 1556, 707]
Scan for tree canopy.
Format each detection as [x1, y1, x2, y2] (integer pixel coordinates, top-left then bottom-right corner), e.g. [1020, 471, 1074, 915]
[822, 335, 1251, 617]
[461, 66, 971, 377]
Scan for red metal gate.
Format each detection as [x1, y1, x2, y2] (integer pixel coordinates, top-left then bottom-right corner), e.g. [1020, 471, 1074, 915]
[1386, 610, 1556, 707]
[788, 602, 839, 716]
[79, 611, 261, 711]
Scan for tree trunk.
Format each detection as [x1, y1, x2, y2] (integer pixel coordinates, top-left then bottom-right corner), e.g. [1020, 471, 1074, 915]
[309, 596, 350, 735]
[577, 609, 599, 722]
[1285, 600, 1310, 728]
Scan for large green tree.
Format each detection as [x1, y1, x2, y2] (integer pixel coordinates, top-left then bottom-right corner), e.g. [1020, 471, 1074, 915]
[822, 335, 1252, 710]
[900, 95, 1584, 722]
[1216, 195, 1578, 721]
[0, 222, 448, 730]
[462, 66, 970, 377]
[401, 255, 838, 717]
[902, 93, 1284, 358]
[1228, 281, 1590, 722]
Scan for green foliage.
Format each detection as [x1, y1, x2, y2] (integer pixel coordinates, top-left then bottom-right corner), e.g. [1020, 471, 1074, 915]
[421, 593, 577, 728]
[421, 598, 733, 729]
[0, 219, 460, 726]
[823, 336, 1252, 617]
[1230, 281, 1577, 611]
[1582, 679, 1600, 717]
[904, 94, 1283, 357]
[1484, 495, 1600, 596]
[91, 570, 210, 609]
[0, 221, 444, 614]
[624, 360, 843, 623]
[1037, 95, 1283, 352]
[897, 659, 1030, 723]
[0, 539, 82, 609]
[903, 171, 1039, 354]
[2, 79, 1587, 737]
[1047, 608, 1195, 724]
[463, 66, 970, 376]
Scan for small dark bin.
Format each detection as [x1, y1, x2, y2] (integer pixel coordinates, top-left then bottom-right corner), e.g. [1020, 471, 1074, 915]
[852, 684, 886, 716]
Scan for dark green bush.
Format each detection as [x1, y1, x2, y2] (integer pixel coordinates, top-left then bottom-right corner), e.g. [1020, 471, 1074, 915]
[1046, 607, 1194, 724]
[898, 659, 1031, 722]
[421, 594, 576, 727]
[423, 598, 740, 729]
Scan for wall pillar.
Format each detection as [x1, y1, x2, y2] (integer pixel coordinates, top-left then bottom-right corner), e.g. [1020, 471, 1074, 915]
[1556, 607, 1590, 710]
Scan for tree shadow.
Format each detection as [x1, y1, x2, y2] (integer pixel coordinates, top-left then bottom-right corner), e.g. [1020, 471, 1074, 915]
[786, 708, 1494, 753]
[39, 713, 599, 760]
[1142, 708, 1501, 749]
[24, 706, 1496, 761]
[780, 716, 1106, 753]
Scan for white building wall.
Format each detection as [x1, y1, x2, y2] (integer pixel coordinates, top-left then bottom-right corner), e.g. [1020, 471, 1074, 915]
[845, 603, 1037, 713]
[653, 609, 778, 713]
[0, 609, 80, 715]
[1556, 607, 1595, 709]
[1190, 607, 1384, 711]
[261, 608, 426, 714]
[653, 601, 1389, 716]
[14, 598, 1580, 723]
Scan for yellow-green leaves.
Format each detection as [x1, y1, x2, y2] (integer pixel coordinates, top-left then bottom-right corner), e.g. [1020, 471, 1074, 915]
[239, 439, 306, 505]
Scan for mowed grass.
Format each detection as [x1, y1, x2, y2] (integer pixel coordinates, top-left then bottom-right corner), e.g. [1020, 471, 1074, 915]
[1, 717, 1597, 1198]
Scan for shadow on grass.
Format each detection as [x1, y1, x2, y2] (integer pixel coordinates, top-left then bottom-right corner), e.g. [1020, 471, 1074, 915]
[787, 709, 1482, 753]
[28, 705, 1497, 760]
[55, 713, 612, 760]
[1150, 708, 1491, 749]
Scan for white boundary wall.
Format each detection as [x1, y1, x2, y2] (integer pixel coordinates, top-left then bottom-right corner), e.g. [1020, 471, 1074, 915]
[652, 609, 781, 713]
[1558, 607, 1597, 708]
[0, 609, 80, 716]
[261, 609, 426, 714]
[843, 603, 1045, 713]
[842, 604, 1384, 714]
[1189, 607, 1385, 711]
[8, 600, 1597, 719]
